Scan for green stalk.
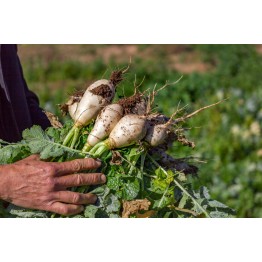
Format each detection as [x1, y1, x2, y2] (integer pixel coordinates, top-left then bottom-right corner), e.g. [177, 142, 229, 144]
[140, 152, 146, 195]
[158, 185, 170, 209]
[127, 153, 141, 176]
[62, 127, 76, 146]
[147, 154, 211, 218]
[82, 142, 92, 153]
[70, 127, 80, 149]
[88, 141, 105, 154]
[93, 145, 108, 158]
[88, 141, 110, 158]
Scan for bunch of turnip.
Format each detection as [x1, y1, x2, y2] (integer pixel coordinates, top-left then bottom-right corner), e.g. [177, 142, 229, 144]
[60, 69, 223, 162]
[61, 69, 127, 148]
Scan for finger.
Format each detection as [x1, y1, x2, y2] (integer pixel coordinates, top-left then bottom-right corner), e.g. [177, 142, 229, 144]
[53, 191, 97, 205]
[56, 173, 106, 188]
[54, 158, 101, 176]
[48, 202, 84, 216]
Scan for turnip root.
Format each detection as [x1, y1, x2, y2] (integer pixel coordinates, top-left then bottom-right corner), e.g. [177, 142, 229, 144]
[82, 103, 124, 152]
[144, 123, 171, 147]
[144, 112, 179, 147]
[89, 114, 148, 157]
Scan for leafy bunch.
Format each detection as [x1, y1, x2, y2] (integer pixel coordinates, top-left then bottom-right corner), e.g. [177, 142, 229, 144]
[0, 123, 235, 218]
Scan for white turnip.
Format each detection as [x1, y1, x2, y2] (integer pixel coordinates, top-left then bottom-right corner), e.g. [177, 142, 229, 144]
[89, 114, 148, 157]
[82, 103, 124, 152]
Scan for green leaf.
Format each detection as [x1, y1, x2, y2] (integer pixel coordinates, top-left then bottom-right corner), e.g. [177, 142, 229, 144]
[0, 143, 30, 164]
[178, 194, 189, 209]
[22, 125, 83, 160]
[109, 213, 120, 218]
[107, 176, 121, 191]
[7, 204, 49, 218]
[122, 178, 140, 200]
[105, 194, 121, 213]
[84, 205, 99, 218]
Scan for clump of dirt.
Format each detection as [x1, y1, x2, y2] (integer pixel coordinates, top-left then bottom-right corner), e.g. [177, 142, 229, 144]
[176, 133, 195, 148]
[122, 199, 154, 218]
[118, 93, 147, 115]
[89, 84, 113, 100]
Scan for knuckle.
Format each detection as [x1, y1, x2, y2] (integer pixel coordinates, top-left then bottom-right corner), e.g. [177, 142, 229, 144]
[45, 165, 56, 174]
[86, 158, 96, 168]
[59, 206, 70, 216]
[89, 173, 101, 184]
[45, 177, 56, 191]
[72, 160, 83, 172]
[72, 193, 81, 204]
[76, 174, 84, 186]
[44, 192, 55, 203]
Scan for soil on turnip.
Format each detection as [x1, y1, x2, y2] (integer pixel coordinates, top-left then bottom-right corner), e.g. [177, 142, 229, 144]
[90, 84, 113, 100]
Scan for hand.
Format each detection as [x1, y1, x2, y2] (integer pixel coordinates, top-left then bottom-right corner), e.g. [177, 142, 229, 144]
[0, 155, 106, 216]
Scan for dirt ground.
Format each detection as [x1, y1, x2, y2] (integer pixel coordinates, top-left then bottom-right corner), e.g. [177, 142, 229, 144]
[18, 44, 262, 75]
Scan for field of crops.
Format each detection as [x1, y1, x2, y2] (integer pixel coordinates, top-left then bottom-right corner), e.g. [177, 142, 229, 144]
[8, 44, 262, 217]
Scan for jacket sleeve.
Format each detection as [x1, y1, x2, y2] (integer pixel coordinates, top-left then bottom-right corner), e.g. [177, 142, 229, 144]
[17, 46, 51, 130]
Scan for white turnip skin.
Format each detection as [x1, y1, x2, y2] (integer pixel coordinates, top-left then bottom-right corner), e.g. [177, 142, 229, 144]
[144, 124, 170, 147]
[82, 104, 124, 152]
[74, 79, 115, 128]
[143, 114, 172, 147]
[68, 101, 78, 119]
[107, 114, 148, 149]
[89, 114, 148, 157]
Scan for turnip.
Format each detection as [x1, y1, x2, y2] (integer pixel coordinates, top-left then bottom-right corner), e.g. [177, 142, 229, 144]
[68, 101, 78, 120]
[82, 103, 124, 152]
[63, 69, 128, 148]
[144, 108, 184, 147]
[145, 100, 225, 147]
[59, 90, 84, 118]
[88, 114, 148, 157]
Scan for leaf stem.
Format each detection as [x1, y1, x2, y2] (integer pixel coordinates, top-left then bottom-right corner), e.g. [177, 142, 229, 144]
[158, 185, 170, 209]
[147, 154, 211, 218]
[62, 127, 75, 146]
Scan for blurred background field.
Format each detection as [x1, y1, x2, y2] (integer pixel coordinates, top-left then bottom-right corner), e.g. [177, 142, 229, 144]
[18, 44, 262, 218]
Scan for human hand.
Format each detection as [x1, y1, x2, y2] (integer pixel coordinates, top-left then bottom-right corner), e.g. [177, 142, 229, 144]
[0, 155, 105, 216]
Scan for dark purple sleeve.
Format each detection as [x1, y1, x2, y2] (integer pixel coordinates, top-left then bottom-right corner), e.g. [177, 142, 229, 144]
[17, 51, 51, 130]
[0, 45, 50, 142]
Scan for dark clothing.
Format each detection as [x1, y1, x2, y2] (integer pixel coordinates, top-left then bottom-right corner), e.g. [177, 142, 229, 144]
[0, 45, 50, 142]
